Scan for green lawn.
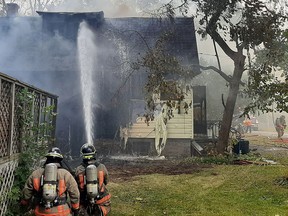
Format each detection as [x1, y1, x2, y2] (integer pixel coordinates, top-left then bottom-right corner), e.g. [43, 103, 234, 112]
[107, 134, 288, 216]
[108, 163, 288, 216]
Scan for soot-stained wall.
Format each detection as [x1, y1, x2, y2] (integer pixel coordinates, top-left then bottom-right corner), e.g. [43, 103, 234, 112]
[0, 11, 200, 155]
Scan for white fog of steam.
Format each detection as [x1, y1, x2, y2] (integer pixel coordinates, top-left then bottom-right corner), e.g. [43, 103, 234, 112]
[77, 21, 96, 144]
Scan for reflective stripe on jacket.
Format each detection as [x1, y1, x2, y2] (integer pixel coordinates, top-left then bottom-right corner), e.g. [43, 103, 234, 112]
[22, 162, 80, 216]
[75, 160, 111, 215]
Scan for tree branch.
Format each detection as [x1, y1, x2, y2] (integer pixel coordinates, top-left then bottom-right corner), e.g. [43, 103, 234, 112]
[204, 2, 238, 60]
[209, 29, 238, 60]
[198, 65, 245, 86]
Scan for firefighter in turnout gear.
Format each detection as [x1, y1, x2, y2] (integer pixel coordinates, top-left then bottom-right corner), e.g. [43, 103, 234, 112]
[275, 115, 286, 139]
[75, 143, 111, 216]
[21, 147, 80, 216]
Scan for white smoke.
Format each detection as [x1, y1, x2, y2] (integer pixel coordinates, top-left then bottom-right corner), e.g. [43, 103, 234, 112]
[0, 16, 77, 96]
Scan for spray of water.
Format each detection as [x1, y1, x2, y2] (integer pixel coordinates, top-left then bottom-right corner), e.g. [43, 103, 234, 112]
[77, 21, 96, 144]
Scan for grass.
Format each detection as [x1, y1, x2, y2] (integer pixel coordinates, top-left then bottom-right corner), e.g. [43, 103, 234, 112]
[109, 165, 288, 216]
[108, 134, 288, 216]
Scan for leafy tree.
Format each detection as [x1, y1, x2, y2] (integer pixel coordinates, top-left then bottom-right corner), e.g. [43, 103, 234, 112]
[244, 32, 288, 114]
[152, 0, 288, 153]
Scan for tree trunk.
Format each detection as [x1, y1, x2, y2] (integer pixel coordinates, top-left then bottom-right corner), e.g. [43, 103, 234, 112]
[217, 53, 245, 154]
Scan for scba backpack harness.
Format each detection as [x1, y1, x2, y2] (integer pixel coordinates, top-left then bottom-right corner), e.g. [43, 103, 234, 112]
[33, 163, 67, 209]
[78, 163, 106, 214]
[85, 164, 100, 204]
[82, 164, 100, 205]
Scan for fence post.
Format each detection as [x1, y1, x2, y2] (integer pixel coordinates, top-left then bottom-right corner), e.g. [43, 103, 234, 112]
[37, 93, 42, 142]
[51, 98, 58, 147]
[8, 83, 15, 156]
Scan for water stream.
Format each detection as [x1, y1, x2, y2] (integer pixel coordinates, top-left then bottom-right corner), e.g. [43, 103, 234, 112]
[77, 21, 96, 144]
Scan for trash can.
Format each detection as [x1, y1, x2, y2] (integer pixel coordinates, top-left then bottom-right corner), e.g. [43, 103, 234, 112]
[233, 139, 249, 154]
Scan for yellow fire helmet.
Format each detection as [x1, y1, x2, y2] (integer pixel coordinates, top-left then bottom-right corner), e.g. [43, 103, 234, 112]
[45, 147, 63, 160]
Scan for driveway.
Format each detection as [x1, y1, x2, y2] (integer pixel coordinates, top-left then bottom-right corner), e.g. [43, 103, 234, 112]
[250, 130, 288, 139]
[243, 130, 288, 160]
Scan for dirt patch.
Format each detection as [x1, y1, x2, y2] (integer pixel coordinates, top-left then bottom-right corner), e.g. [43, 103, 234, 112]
[103, 157, 212, 182]
[68, 133, 288, 182]
[97, 134, 288, 182]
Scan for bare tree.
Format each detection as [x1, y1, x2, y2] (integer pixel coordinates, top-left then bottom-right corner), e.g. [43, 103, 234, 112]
[0, 0, 6, 16]
[12, 0, 63, 15]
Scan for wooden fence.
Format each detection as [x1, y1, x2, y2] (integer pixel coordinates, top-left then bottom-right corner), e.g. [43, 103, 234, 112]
[0, 72, 58, 216]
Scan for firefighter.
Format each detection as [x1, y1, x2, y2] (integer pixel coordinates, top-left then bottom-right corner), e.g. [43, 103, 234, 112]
[75, 143, 111, 216]
[243, 117, 252, 133]
[275, 115, 286, 139]
[21, 147, 80, 216]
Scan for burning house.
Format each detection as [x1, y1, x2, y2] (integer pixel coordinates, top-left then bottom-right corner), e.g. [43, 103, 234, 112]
[0, 9, 210, 157]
